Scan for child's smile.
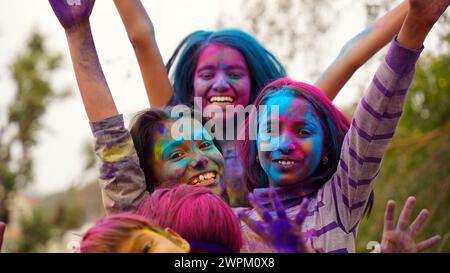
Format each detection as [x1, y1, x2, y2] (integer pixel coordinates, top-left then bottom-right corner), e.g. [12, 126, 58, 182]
[257, 90, 325, 187]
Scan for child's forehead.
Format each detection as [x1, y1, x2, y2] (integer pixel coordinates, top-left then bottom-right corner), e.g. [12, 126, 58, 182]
[263, 92, 319, 119]
[154, 118, 211, 143]
[197, 44, 246, 65]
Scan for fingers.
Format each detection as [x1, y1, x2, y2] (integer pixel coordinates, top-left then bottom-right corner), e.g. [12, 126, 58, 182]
[238, 209, 266, 236]
[248, 193, 273, 223]
[416, 235, 441, 252]
[269, 188, 287, 220]
[294, 198, 310, 226]
[0, 222, 5, 252]
[397, 196, 416, 231]
[409, 209, 429, 238]
[383, 200, 396, 232]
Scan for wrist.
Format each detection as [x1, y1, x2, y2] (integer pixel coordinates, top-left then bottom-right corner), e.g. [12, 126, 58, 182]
[397, 15, 431, 49]
[64, 20, 91, 35]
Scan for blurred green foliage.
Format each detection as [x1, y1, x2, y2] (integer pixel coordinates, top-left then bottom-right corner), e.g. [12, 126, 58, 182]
[0, 30, 70, 224]
[356, 32, 450, 253]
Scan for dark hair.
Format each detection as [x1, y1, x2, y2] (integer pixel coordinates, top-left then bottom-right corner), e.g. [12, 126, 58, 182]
[130, 107, 222, 192]
[166, 29, 286, 106]
[238, 78, 374, 216]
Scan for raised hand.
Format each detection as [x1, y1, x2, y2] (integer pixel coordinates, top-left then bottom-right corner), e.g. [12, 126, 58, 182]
[398, 0, 450, 48]
[0, 222, 5, 252]
[49, 0, 95, 30]
[238, 189, 311, 253]
[408, 0, 450, 26]
[380, 196, 441, 253]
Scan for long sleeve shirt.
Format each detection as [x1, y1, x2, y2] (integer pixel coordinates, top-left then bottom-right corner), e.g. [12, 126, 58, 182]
[239, 37, 423, 253]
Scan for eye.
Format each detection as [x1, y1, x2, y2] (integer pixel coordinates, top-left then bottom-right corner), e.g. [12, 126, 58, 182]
[228, 72, 243, 79]
[143, 243, 152, 253]
[298, 129, 312, 136]
[199, 72, 214, 80]
[168, 151, 184, 160]
[199, 141, 212, 149]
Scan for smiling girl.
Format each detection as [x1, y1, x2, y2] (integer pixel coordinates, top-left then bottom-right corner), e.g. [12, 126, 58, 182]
[237, 0, 449, 252]
[48, 0, 227, 214]
[113, 0, 410, 207]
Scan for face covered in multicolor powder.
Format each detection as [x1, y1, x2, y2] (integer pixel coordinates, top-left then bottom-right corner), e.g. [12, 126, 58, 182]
[117, 227, 190, 253]
[257, 90, 325, 187]
[194, 44, 251, 121]
[151, 117, 225, 194]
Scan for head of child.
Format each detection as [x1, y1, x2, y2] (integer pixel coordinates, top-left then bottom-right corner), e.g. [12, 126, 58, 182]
[239, 78, 350, 192]
[167, 29, 286, 121]
[136, 184, 243, 253]
[79, 213, 190, 253]
[130, 107, 225, 194]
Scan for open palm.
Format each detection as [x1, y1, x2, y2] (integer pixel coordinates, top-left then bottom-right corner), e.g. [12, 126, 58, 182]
[239, 190, 310, 253]
[381, 197, 441, 253]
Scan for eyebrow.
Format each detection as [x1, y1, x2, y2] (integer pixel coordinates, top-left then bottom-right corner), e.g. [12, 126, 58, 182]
[161, 139, 185, 157]
[263, 117, 319, 127]
[196, 64, 247, 72]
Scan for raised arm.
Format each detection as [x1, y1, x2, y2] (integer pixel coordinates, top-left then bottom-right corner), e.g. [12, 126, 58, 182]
[330, 0, 448, 231]
[49, 0, 117, 122]
[316, 0, 409, 100]
[49, 0, 147, 214]
[113, 0, 173, 108]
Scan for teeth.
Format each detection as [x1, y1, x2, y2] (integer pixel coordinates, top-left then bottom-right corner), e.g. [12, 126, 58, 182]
[209, 96, 234, 103]
[190, 172, 217, 185]
[277, 160, 295, 166]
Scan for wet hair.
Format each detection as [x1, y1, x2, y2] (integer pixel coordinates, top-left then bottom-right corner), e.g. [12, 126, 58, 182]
[130, 107, 222, 192]
[79, 213, 171, 253]
[136, 184, 243, 253]
[238, 78, 374, 216]
[166, 29, 286, 106]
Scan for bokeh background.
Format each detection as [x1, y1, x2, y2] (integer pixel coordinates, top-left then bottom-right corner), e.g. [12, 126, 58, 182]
[0, 0, 448, 252]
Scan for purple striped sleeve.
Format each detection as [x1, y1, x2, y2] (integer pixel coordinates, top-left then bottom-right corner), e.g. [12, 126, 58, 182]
[330, 36, 422, 231]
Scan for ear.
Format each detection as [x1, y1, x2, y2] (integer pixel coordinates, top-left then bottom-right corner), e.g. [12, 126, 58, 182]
[321, 148, 328, 164]
[164, 227, 190, 252]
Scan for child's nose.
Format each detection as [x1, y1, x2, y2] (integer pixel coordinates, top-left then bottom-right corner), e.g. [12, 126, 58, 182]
[278, 133, 296, 153]
[189, 152, 208, 169]
[212, 74, 230, 92]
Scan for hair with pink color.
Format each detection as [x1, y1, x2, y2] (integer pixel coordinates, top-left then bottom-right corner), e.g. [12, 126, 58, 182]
[79, 213, 164, 253]
[238, 78, 374, 216]
[136, 184, 243, 253]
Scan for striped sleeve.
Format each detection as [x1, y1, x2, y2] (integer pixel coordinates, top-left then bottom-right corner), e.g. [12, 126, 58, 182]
[90, 114, 148, 214]
[331, 37, 423, 232]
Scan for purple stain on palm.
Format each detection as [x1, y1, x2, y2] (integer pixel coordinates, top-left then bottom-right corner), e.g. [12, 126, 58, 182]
[49, 0, 94, 29]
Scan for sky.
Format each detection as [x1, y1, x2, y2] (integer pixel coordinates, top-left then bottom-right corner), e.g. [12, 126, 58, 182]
[0, 0, 444, 196]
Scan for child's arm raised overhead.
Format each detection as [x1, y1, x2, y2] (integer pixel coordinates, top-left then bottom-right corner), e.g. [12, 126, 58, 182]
[316, 0, 409, 101]
[113, 0, 173, 108]
[49, 0, 117, 122]
[49, 0, 147, 214]
[329, 0, 448, 232]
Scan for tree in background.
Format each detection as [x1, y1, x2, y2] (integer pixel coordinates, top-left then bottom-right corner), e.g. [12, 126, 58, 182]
[218, 0, 336, 78]
[229, 0, 450, 252]
[357, 28, 450, 252]
[0, 31, 70, 223]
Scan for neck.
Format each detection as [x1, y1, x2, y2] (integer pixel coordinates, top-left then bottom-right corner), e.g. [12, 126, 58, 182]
[253, 180, 318, 209]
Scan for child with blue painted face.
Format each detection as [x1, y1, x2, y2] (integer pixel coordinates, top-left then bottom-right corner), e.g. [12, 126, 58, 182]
[48, 0, 226, 214]
[237, 0, 449, 252]
[113, 0, 411, 207]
